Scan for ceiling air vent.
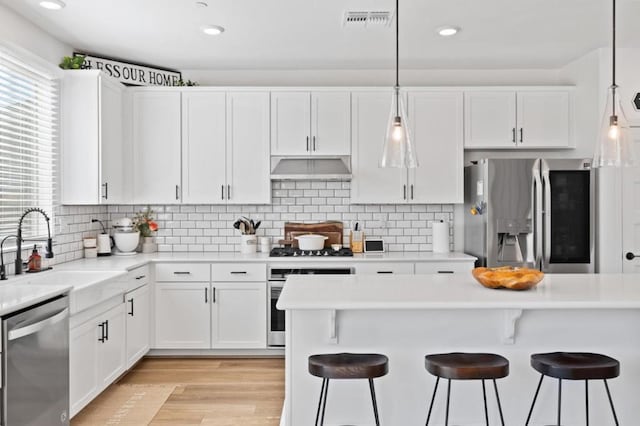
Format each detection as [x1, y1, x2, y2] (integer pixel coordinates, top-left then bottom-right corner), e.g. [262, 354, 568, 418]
[343, 10, 393, 27]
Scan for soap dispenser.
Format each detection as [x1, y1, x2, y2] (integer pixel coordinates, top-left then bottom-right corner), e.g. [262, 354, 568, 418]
[27, 245, 41, 272]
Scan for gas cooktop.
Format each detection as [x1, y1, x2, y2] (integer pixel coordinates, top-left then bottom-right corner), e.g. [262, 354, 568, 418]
[269, 247, 353, 257]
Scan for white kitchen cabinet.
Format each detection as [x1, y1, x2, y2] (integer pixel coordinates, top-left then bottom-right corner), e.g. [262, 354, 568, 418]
[154, 282, 211, 349]
[211, 282, 267, 349]
[125, 284, 150, 369]
[271, 91, 350, 156]
[226, 91, 271, 204]
[181, 91, 226, 203]
[408, 91, 464, 204]
[61, 70, 128, 204]
[464, 89, 572, 149]
[350, 91, 406, 204]
[131, 90, 182, 203]
[70, 302, 126, 418]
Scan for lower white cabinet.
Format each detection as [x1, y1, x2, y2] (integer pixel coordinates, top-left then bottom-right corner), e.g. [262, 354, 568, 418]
[125, 284, 150, 368]
[70, 303, 126, 417]
[154, 282, 211, 349]
[211, 282, 267, 349]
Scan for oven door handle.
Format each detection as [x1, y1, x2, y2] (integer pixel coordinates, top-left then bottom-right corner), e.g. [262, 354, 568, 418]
[7, 308, 69, 341]
[541, 165, 552, 271]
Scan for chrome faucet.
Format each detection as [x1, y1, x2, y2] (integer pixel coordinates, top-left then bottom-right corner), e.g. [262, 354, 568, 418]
[15, 208, 53, 275]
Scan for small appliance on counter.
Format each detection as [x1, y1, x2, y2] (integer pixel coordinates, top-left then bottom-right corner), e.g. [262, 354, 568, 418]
[92, 219, 113, 256]
[112, 217, 139, 256]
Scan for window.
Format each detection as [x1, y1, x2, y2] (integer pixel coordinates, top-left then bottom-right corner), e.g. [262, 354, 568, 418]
[0, 47, 57, 240]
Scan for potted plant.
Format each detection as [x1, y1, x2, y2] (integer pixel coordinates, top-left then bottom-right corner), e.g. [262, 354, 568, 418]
[133, 206, 159, 253]
[233, 217, 261, 254]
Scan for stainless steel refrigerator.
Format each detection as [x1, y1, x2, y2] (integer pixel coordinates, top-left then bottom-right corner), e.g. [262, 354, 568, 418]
[464, 158, 594, 273]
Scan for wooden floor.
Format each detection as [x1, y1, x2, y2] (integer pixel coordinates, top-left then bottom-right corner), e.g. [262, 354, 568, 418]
[73, 358, 285, 425]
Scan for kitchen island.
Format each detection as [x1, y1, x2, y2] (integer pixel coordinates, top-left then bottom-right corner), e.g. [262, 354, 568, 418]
[277, 273, 640, 425]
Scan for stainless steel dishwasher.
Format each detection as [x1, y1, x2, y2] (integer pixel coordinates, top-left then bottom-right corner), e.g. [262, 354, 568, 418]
[2, 295, 69, 426]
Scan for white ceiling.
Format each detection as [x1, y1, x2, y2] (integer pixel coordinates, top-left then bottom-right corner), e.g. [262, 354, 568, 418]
[4, 0, 640, 70]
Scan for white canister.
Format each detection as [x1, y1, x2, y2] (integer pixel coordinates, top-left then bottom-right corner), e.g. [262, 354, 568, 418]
[240, 234, 258, 254]
[259, 236, 271, 253]
[432, 220, 450, 253]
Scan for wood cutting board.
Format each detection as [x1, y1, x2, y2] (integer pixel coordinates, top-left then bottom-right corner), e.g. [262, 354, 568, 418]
[282, 222, 344, 248]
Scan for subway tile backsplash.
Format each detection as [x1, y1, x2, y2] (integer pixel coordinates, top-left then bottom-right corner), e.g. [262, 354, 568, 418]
[109, 181, 454, 253]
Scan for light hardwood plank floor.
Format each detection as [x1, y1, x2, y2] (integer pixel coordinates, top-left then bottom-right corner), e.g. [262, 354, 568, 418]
[72, 358, 285, 425]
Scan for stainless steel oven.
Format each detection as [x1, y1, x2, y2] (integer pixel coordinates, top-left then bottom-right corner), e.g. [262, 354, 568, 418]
[267, 266, 355, 347]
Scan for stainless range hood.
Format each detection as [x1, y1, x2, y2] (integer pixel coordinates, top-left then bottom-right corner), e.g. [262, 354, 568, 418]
[270, 156, 352, 181]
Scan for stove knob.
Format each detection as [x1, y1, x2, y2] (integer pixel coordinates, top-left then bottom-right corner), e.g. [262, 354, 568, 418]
[323, 251, 329, 256]
[293, 252, 298, 256]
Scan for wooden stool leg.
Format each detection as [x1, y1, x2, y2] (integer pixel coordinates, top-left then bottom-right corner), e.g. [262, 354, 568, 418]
[425, 377, 440, 426]
[445, 379, 451, 426]
[525, 374, 544, 426]
[368, 378, 381, 426]
[315, 378, 327, 426]
[482, 380, 489, 426]
[319, 379, 329, 426]
[604, 380, 620, 426]
[557, 379, 562, 426]
[585, 380, 589, 426]
[492, 379, 505, 426]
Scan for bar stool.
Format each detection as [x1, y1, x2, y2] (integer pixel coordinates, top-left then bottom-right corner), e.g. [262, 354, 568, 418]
[424, 352, 509, 426]
[525, 352, 620, 426]
[308, 352, 389, 426]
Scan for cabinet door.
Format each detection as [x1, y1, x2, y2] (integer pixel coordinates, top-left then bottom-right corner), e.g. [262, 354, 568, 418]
[408, 91, 464, 204]
[125, 284, 150, 369]
[464, 91, 517, 148]
[100, 77, 126, 203]
[311, 91, 351, 156]
[227, 92, 271, 204]
[155, 283, 211, 349]
[211, 282, 267, 349]
[70, 318, 100, 417]
[271, 91, 310, 155]
[182, 91, 227, 203]
[350, 91, 406, 204]
[132, 91, 182, 203]
[517, 91, 571, 148]
[97, 303, 126, 391]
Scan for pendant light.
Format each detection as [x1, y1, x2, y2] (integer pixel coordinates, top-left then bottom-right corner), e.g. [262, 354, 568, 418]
[594, 0, 633, 167]
[380, 0, 418, 168]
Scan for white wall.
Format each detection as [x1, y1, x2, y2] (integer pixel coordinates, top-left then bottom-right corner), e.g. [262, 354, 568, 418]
[0, 4, 71, 64]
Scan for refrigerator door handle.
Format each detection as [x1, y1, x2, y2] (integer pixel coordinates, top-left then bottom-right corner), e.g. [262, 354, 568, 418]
[533, 165, 543, 270]
[541, 165, 552, 272]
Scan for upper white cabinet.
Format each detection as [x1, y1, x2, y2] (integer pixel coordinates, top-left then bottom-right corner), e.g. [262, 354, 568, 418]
[350, 91, 405, 204]
[62, 71, 128, 204]
[131, 90, 182, 203]
[271, 91, 350, 156]
[351, 90, 464, 204]
[464, 89, 573, 149]
[181, 90, 270, 204]
[408, 91, 464, 204]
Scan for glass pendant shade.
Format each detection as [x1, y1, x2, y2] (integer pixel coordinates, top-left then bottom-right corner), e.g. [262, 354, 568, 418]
[594, 86, 633, 167]
[380, 91, 418, 168]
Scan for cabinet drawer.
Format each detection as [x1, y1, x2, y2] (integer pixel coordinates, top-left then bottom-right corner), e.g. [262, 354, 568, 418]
[415, 262, 474, 274]
[127, 265, 150, 290]
[156, 263, 210, 282]
[355, 263, 414, 275]
[212, 263, 266, 282]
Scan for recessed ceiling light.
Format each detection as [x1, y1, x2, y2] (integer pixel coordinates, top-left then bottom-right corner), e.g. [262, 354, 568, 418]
[201, 25, 225, 36]
[195, 1, 208, 7]
[437, 26, 460, 37]
[39, 0, 65, 10]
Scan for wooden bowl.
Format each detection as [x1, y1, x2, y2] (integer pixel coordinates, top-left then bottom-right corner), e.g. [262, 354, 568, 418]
[472, 266, 544, 291]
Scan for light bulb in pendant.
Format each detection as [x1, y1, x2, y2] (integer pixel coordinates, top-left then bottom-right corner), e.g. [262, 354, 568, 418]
[392, 117, 404, 142]
[607, 116, 619, 140]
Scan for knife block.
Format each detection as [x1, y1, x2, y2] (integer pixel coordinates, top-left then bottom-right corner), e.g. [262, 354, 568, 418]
[350, 231, 364, 253]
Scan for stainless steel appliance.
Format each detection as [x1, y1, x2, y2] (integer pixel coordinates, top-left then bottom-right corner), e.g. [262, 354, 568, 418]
[2, 296, 69, 426]
[269, 247, 353, 257]
[267, 266, 355, 347]
[464, 159, 594, 273]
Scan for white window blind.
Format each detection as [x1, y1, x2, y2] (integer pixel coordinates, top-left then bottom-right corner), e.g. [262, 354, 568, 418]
[0, 47, 57, 240]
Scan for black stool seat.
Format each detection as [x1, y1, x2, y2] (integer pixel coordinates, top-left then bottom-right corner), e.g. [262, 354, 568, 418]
[425, 352, 509, 380]
[531, 352, 620, 380]
[309, 352, 389, 379]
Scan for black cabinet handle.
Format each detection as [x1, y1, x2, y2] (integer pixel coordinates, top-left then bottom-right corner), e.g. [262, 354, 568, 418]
[377, 271, 393, 274]
[228, 185, 231, 200]
[98, 322, 106, 343]
[102, 182, 108, 200]
[175, 185, 180, 200]
[520, 128, 524, 143]
[437, 271, 455, 274]
[128, 298, 134, 316]
[410, 184, 414, 200]
[403, 185, 407, 200]
[213, 287, 216, 303]
[204, 287, 208, 303]
[306, 136, 310, 151]
[105, 320, 109, 341]
[173, 271, 191, 275]
[221, 184, 224, 200]
[313, 136, 316, 151]
[626, 252, 639, 260]
[135, 275, 145, 280]
[230, 271, 247, 275]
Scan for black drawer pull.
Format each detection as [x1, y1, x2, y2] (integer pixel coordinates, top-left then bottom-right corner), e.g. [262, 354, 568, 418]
[173, 271, 191, 275]
[128, 298, 134, 316]
[230, 271, 247, 275]
[104, 320, 109, 341]
[437, 271, 455, 274]
[377, 271, 393, 274]
[135, 275, 146, 280]
[98, 322, 106, 343]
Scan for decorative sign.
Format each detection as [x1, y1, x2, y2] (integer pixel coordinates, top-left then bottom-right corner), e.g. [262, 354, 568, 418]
[634, 93, 640, 111]
[74, 52, 181, 87]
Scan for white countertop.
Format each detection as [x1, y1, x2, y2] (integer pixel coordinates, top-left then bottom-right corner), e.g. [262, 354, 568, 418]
[0, 281, 71, 317]
[277, 273, 640, 310]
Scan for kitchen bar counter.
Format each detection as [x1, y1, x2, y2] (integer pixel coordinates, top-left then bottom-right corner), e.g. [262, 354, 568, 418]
[278, 273, 640, 425]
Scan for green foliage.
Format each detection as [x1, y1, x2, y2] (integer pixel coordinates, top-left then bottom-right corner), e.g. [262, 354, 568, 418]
[174, 78, 199, 87]
[59, 55, 86, 70]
